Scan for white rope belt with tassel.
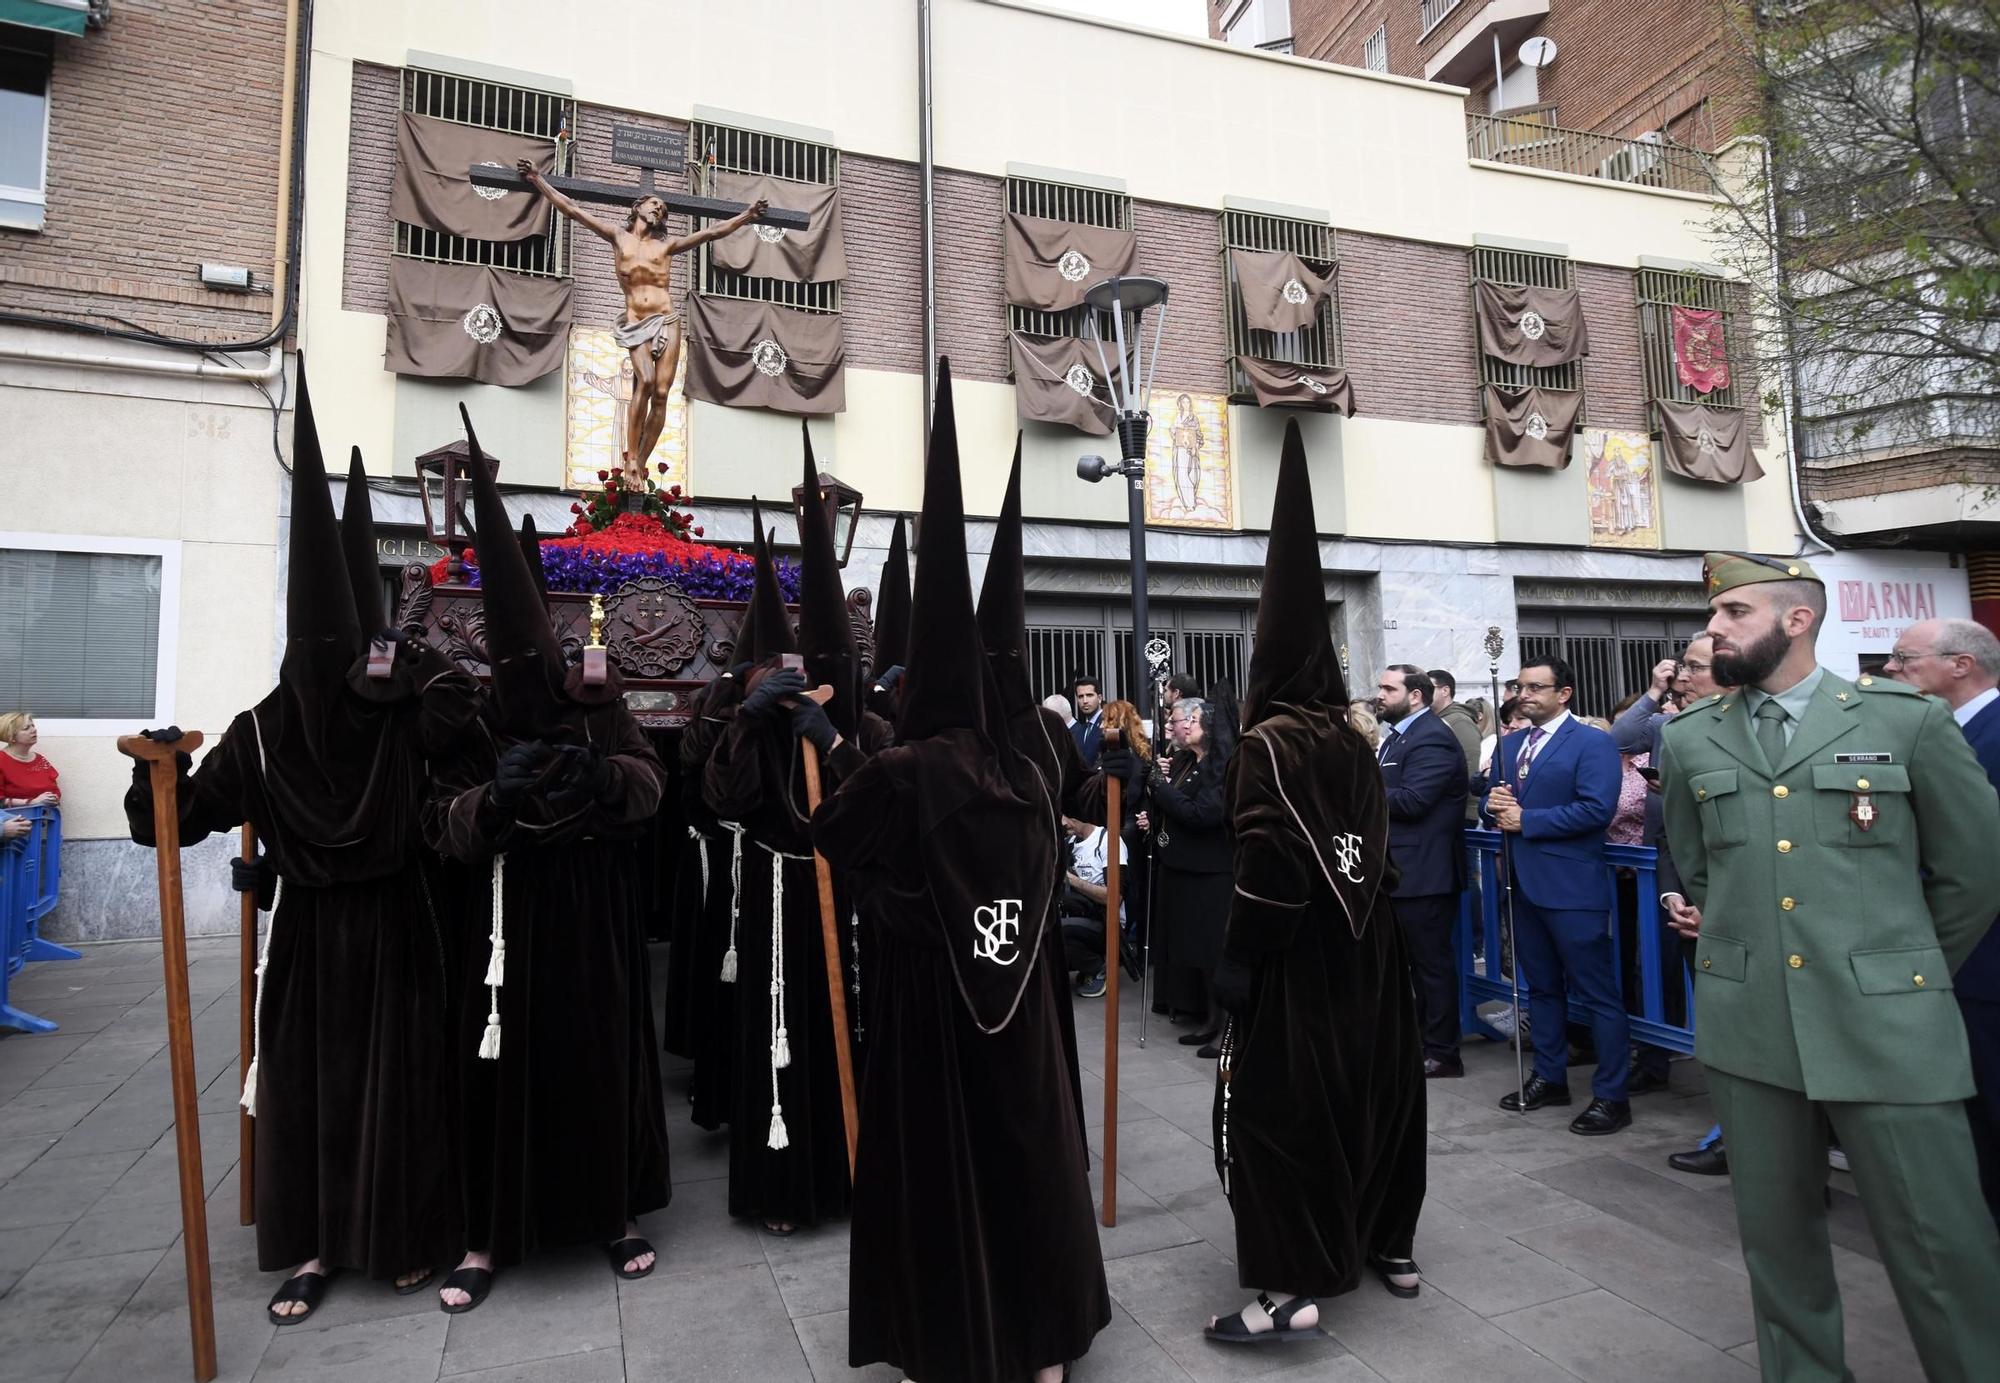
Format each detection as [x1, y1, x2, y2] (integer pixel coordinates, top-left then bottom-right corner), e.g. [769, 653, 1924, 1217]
[755, 840, 813, 1152]
[718, 822, 746, 984]
[477, 854, 506, 1060]
[239, 875, 285, 1116]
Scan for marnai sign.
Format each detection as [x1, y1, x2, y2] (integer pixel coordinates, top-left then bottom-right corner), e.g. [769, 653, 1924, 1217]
[1810, 551, 1972, 676]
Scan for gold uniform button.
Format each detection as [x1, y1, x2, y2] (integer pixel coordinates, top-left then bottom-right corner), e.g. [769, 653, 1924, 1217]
[1778, 839, 1793, 853]
[1914, 975, 1926, 988]
[1696, 789, 1708, 800]
[1860, 676, 1874, 686]
[1856, 778, 1870, 791]
[1702, 957, 1713, 970]
[1773, 785, 1789, 799]
[1789, 954, 1804, 969]
[1781, 897, 1796, 910]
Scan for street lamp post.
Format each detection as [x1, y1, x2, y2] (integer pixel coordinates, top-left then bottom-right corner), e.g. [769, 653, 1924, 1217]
[1074, 275, 1170, 716]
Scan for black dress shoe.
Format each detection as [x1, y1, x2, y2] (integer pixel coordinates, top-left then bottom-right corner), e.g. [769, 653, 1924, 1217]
[1178, 1029, 1219, 1047]
[1667, 1142, 1728, 1176]
[1626, 1068, 1671, 1096]
[1569, 1098, 1632, 1136]
[1423, 1057, 1465, 1079]
[1498, 1076, 1572, 1112]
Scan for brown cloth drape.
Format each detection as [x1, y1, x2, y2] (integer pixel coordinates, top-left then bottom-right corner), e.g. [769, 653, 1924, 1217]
[1230, 249, 1335, 333]
[1474, 282, 1590, 367]
[1002, 213, 1138, 313]
[1656, 400, 1763, 484]
[684, 293, 847, 415]
[1238, 356, 1356, 415]
[390, 112, 557, 243]
[708, 171, 847, 282]
[384, 260, 573, 385]
[1008, 332, 1115, 435]
[1483, 384, 1582, 469]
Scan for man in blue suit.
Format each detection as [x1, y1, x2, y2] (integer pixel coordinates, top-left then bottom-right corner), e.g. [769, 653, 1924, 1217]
[1376, 665, 1473, 1077]
[1887, 617, 2000, 1227]
[1070, 677, 1104, 766]
[1484, 655, 1632, 1135]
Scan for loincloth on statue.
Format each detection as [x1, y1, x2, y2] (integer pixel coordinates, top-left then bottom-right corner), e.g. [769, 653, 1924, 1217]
[614, 309, 680, 359]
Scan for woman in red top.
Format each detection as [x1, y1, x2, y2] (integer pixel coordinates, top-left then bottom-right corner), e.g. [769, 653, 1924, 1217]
[0, 713, 60, 808]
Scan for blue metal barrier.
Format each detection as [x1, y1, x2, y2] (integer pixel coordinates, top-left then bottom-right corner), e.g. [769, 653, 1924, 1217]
[1, 805, 78, 1033]
[1455, 827, 1695, 1057]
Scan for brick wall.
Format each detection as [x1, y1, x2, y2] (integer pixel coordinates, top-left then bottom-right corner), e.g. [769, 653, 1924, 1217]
[1338, 233, 1482, 424]
[0, 2, 288, 341]
[1577, 263, 1646, 429]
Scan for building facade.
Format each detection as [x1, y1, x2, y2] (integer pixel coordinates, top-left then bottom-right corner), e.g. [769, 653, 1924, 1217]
[0, 0, 299, 938]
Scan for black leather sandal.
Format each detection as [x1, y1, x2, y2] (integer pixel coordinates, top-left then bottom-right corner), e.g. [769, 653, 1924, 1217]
[393, 1267, 436, 1296]
[1203, 1292, 1320, 1344]
[607, 1236, 656, 1281]
[266, 1270, 332, 1326]
[438, 1266, 494, 1315]
[1368, 1254, 1422, 1299]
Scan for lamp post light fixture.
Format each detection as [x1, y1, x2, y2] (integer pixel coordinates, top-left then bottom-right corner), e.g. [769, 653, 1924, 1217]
[415, 438, 501, 582]
[792, 469, 866, 568]
[1073, 274, 1170, 716]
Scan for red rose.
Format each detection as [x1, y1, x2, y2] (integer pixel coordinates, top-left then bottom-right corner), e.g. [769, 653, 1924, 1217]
[596, 470, 609, 482]
[569, 502, 582, 513]
[693, 526, 704, 537]
[656, 462, 669, 474]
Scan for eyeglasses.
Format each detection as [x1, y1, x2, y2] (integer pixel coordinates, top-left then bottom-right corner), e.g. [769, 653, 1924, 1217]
[1885, 649, 1946, 665]
[1680, 660, 1711, 673]
[1516, 680, 1559, 693]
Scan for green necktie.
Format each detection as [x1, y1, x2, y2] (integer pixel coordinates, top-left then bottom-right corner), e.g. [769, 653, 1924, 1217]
[1755, 699, 1789, 772]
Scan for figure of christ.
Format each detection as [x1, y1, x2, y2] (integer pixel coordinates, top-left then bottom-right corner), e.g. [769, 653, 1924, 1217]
[580, 358, 638, 470]
[520, 158, 766, 489]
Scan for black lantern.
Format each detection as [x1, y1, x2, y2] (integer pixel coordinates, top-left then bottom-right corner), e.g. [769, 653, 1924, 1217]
[792, 470, 865, 568]
[415, 438, 502, 581]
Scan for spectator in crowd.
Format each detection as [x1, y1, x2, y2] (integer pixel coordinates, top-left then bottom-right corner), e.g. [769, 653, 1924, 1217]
[1485, 656, 1631, 1135]
[1070, 677, 1105, 765]
[1099, 698, 1154, 975]
[1, 813, 29, 845]
[0, 713, 60, 809]
[1426, 669, 1482, 820]
[1060, 812, 1129, 999]
[1376, 666, 1472, 1078]
[1478, 696, 1528, 779]
[1043, 693, 1074, 729]
[1885, 616, 2000, 1227]
[1348, 703, 1381, 750]
[1163, 673, 1202, 714]
[1144, 697, 1232, 1055]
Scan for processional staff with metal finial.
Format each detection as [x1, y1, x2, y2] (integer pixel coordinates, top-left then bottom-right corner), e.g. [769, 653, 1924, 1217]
[1484, 625, 1527, 1113]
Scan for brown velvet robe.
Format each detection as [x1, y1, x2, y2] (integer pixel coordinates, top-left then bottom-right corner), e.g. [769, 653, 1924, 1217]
[425, 700, 672, 1267]
[1214, 704, 1427, 1297]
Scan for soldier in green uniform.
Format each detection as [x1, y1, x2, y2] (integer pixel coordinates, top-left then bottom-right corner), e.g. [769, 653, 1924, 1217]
[1658, 552, 2000, 1383]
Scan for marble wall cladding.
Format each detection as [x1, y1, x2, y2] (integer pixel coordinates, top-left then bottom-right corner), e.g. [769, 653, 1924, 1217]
[45, 833, 243, 943]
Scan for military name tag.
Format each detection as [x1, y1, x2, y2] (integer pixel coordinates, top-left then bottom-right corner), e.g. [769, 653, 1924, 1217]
[1850, 792, 1877, 831]
[1835, 752, 1893, 764]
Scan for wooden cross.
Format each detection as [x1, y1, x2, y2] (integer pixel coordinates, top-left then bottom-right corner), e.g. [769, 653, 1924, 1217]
[467, 166, 812, 231]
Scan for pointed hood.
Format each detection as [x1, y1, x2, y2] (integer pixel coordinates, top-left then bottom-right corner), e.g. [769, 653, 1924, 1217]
[872, 515, 910, 679]
[746, 498, 795, 660]
[898, 360, 993, 743]
[795, 424, 861, 736]
[464, 403, 570, 735]
[287, 364, 363, 659]
[1241, 420, 1347, 731]
[975, 434, 1034, 715]
[339, 446, 385, 634]
[518, 513, 551, 611]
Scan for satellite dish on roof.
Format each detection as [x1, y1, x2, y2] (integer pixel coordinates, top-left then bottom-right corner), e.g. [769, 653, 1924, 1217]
[1519, 36, 1558, 68]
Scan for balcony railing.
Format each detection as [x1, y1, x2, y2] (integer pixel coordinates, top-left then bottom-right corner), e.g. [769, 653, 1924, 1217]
[1467, 111, 1716, 195]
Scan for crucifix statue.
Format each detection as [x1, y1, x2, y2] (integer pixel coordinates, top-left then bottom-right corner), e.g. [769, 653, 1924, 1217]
[472, 132, 807, 495]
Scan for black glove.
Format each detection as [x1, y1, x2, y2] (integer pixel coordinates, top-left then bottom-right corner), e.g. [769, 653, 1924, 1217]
[491, 740, 553, 808]
[1213, 950, 1255, 1019]
[742, 668, 806, 721]
[872, 664, 904, 693]
[546, 744, 614, 811]
[790, 699, 837, 754]
[1099, 746, 1141, 787]
[141, 726, 184, 743]
[230, 854, 277, 911]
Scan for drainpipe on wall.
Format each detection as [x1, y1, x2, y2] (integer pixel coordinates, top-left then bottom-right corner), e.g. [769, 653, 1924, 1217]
[1749, 134, 1836, 555]
[918, 0, 938, 430]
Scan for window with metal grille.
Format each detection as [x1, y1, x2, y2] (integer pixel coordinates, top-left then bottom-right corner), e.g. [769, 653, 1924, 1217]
[1516, 610, 1705, 718]
[396, 67, 573, 278]
[1221, 208, 1340, 399]
[689, 117, 840, 315]
[1363, 25, 1389, 72]
[1636, 266, 1743, 419]
[1005, 173, 1131, 340]
[1471, 244, 1583, 415]
[1028, 599, 1264, 708]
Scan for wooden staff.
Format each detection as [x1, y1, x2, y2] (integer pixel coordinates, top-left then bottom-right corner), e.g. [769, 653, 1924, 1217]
[785, 671, 860, 1178]
[238, 823, 257, 1226]
[118, 733, 218, 1383]
[1100, 728, 1123, 1228]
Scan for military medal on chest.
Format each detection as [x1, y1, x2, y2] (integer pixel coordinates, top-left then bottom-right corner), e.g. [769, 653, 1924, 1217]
[1849, 787, 1877, 832]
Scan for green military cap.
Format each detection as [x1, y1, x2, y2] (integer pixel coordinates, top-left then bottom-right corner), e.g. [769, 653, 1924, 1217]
[1702, 551, 1822, 597]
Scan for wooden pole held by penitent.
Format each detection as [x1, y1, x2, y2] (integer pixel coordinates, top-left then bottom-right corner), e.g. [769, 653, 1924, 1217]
[788, 672, 860, 1180]
[118, 732, 218, 1383]
[239, 822, 257, 1226]
[1100, 728, 1123, 1228]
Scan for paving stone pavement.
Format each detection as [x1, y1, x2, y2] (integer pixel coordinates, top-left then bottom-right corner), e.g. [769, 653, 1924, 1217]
[0, 940, 1927, 1381]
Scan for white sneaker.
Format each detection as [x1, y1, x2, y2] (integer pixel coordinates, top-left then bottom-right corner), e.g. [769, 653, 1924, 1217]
[1486, 1005, 1519, 1039]
[1828, 1146, 1849, 1173]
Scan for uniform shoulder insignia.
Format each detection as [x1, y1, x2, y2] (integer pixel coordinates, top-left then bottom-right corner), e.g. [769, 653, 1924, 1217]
[1665, 693, 1729, 730]
[1855, 676, 1919, 696]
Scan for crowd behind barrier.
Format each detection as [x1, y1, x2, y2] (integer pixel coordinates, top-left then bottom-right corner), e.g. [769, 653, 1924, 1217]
[0, 805, 79, 1033]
